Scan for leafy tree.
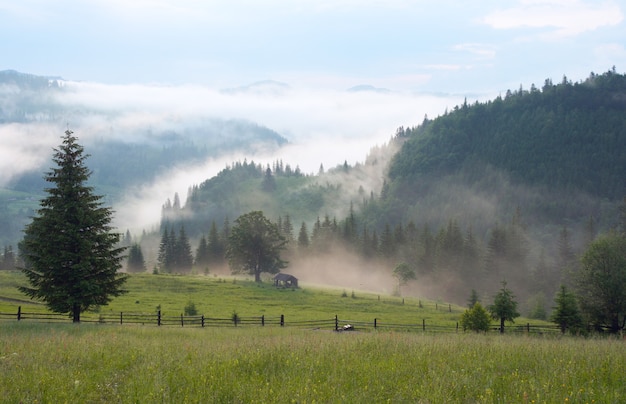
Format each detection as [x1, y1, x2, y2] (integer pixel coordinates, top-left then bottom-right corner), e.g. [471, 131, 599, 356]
[578, 232, 626, 333]
[127, 243, 146, 273]
[460, 302, 492, 333]
[392, 262, 416, 296]
[19, 130, 127, 323]
[226, 211, 287, 282]
[488, 281, 520, 333]
[551, 285, 583, 334]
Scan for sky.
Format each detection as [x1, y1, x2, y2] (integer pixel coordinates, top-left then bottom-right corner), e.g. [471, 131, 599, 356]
[1, 0, 625, 231]
[2, 0, 624, 92]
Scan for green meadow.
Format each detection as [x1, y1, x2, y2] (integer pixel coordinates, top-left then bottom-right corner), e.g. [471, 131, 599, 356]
[1, 324, 625, 403]
[0, 271, 468, 328]
[1, 271, 625, 402]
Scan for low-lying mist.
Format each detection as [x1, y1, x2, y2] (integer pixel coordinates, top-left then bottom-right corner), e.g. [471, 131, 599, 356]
[2, 77, 474, 235]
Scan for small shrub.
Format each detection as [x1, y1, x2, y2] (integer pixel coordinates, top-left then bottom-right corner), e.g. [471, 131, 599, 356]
[341, 290, 348, 298]
[460, 302, 491, 333]
[184, 301, 198, 316]
[232, 310, 240, 326]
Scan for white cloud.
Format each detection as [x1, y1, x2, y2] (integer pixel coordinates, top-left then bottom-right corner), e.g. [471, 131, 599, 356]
[483, 0, 624, 38]
[453, 43, 498, 60]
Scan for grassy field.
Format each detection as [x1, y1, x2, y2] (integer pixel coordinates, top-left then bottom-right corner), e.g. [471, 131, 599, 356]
[1, 323, 625, 403]
[0, 271, 472, 328]
[1, 271, 624, 402]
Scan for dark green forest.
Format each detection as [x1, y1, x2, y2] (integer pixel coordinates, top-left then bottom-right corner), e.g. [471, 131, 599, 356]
[154, 70, 625, 314]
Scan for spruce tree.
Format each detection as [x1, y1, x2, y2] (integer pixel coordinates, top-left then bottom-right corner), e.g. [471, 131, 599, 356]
[127, 243, 146, 273]
[19, 130, 127, 323]
[175, 226, 193, 272]
[195, 234, 210, 270]
[207, 220, 224, 264]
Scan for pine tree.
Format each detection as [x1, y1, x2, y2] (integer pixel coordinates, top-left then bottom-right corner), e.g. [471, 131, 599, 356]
[19, 130, 127, 323]
[207, 220, 224, 264]
[127, 243, 146, 273]
[282, 214, 294, 243]
[551, 285, 583, 334]
[297, 222, 309, 251]
[556, 225, 577, 285]
[175, 226, 193, 272]
[195, 234, 210, 271]
[157, 227, 172, 273]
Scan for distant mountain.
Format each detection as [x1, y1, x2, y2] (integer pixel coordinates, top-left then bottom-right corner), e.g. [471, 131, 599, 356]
[0, 71, 289, 248]
[346, 84, 391, 94]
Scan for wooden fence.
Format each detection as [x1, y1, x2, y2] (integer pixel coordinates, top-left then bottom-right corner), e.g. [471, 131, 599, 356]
[0, 306, 562, 334]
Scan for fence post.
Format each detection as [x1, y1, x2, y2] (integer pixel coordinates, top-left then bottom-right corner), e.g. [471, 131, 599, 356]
[17, 306, 21, 321]
[527, 323, 530, 333]
[402, 298, 405, 305]
[280, 314, 284, 327]
[181, 314, 184, 327]
[261, 315, 265, 326]
[335, 315, 339, 331]
[120, 312, 123, 325]
[201, 315, 205, 328]
[374, 318, 377, 329]
[157, 310, 161, 326]
[422, 319, 425, 331]
[436, 303, 438, 310]
[449, 304, 451, 312]
[456, 322, 458, 332]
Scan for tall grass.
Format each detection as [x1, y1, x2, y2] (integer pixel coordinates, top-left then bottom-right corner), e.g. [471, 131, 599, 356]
[1, 323, 624, 403]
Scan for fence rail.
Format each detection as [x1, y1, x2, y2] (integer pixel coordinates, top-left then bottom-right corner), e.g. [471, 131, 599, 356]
[0, 306, 565, 334]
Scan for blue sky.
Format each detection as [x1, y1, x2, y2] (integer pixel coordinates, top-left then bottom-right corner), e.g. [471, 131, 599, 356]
[1, 0, 625, 230]
[2, 0, 624, 93]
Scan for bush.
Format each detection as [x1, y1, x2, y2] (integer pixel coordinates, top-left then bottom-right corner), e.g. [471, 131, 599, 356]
[184, 301, 198, 316]
[460, 302, 491, 332]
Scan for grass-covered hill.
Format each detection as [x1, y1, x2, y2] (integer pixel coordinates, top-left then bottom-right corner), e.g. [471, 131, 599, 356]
[0, 271, 470, 327]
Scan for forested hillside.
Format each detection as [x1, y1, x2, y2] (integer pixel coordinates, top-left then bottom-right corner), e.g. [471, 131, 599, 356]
[153, 70, 625, 315]
[389, 69, 626, 200]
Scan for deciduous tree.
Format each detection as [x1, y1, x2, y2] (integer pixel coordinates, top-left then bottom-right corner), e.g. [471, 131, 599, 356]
[460, 302, 491, 333]
[226, 211, 287, 282]
[578, 232, 626, 333]
[392, 262, 416, 296]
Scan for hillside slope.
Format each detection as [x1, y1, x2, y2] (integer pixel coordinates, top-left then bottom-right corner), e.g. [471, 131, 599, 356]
[390, 70, 626, 200]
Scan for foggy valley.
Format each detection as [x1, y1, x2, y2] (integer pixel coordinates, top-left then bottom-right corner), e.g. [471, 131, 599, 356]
[1, 68, 625, 317]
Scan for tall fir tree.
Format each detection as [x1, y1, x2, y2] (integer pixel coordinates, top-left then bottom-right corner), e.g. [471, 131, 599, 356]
[127, 243, 146, 273]
[195, 234, 210, 270]
[174, 226, 193, 272]
[19, 130, 127, 323]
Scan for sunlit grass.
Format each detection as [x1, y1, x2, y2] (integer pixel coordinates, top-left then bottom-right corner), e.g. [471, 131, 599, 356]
[0, 323, 624, 403]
